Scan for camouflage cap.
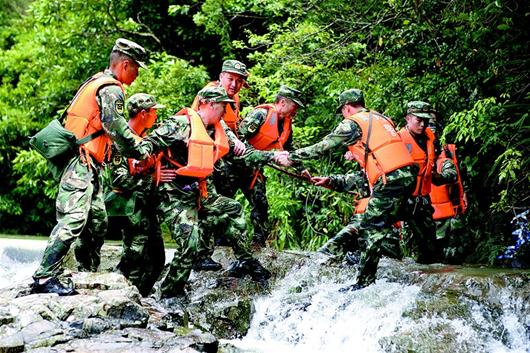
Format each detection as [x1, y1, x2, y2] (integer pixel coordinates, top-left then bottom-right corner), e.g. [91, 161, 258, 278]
[407, 101, 434, 119]
[197, 86, 235, 104]
[112, 38, 148, 69]
[126, 93, 164, 116]
[277, 85, 305, 107]
[336, 88, 365, 113]
[222, 60, 249, 78]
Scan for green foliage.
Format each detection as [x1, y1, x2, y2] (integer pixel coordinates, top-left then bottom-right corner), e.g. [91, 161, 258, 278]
[0, 0, 528, 265]
[127, 52, 210, 119]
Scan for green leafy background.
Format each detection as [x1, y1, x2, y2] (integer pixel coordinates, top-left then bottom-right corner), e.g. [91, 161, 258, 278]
[1, 0, 528, 264]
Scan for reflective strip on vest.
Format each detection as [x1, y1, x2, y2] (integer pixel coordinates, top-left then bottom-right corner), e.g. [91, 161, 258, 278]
[164, 108, 230, 179]
[64, 73, 123, 164]
[247, 104, 292, 151]
[347, 111, 414, 188]
[430, 144, 467, 220]
[398, 127, 436, 196]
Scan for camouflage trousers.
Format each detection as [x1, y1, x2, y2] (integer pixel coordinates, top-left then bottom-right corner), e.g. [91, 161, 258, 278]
[400, 195, 440, 264]
[34, 156, 107, 279]
[115, 195, 165, 297]
[210, 160, 269, 247]
[157, 180, 253, 297]
[355, 166, 417, 287]
[318, 213, 402, 262]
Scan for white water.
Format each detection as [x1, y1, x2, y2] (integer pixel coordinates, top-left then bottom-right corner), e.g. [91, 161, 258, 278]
[0, 238, 45, 289]
[228, 258, 530, 353]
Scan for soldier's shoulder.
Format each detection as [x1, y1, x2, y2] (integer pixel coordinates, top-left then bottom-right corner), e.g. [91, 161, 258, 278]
[98, 84, 124, 99]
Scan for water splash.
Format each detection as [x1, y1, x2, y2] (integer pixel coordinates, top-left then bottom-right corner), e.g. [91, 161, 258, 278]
[228, 257, 530, 353]
[0, 238, 44, 289]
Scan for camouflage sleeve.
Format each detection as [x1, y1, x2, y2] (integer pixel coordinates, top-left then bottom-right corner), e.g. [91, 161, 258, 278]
[290, 119, 362, 168]
[239, 108, 268, 141]
[97, 85, 150, 160]
[221, 120, 239, 150]
[329, 171, 370, 196]
[432, 159, 458, 185]
[236, 147, 274, 169]
[139, 115, 191, 154]
[109, 151, 153, 192]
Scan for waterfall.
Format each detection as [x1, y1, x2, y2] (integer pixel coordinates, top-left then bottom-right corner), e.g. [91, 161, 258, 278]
[228, 257, 530, 353]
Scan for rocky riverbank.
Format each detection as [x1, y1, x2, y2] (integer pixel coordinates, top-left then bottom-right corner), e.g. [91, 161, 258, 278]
[1, 244, 529, 353]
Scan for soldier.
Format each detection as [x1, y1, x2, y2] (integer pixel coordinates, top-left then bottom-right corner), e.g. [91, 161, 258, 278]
[427, 109, 467, 263]
[31, 38, 152, 295]
[107, 93, 169, 297]
[190, 59, 249, 271]
[138, 86, 271, 299]
[237, 85, 304, 246]
[276, 89, 418, 290]
[397, 101, 458, 263]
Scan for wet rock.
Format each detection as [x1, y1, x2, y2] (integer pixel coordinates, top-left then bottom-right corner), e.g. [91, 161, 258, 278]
[0, 332, 24, 353]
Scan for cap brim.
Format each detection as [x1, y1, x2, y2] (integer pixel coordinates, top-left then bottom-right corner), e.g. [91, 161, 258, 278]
[153, 103, 165, 109]
[223, 69, 249, 78]
[412, 112, 432, 119]
[136, 61, 148, 69]
[292, 98, 305, 108]
[219, 98, 236, 103]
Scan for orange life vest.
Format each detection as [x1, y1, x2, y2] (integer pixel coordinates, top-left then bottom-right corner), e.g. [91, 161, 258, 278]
[430, 144, 467, 220]
[64, 72, 123, 164]
[191, 81, 241, 132]
[247, 104, 292, 151]
[346, 111, 414, 188]
[159, 108, 230, 180]
[398, 127, 436, 196]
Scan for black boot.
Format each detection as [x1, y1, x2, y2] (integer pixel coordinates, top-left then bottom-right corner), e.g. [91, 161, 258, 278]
[192, 257, 222, 271]
[226, 259, 271, 282]
[339, 282, 365, 293]
[251, 230, 267, 248]
[31, 277, 77, 296]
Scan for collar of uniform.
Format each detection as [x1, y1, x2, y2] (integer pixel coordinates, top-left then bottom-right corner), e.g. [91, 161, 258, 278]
[103, 68, 118, 79]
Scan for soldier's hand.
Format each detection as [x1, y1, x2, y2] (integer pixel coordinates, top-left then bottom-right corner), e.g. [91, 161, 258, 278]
[301, 169, 312, 180]
[344, 151, 354, 161]
[311, 176, 330, 186]
[232, 138, 246, 156]
[273, 151, 292, 167]
[158, 167, 178, 183]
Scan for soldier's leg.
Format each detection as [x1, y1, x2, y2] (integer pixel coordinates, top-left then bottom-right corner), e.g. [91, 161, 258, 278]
[319, 214, 363, 257]
[242, 175, 269, 246]
[355, 191, 408, 287]
[193, 181, 225, 271]
[203, 193, 270, 282]
[139, 223, 165, 296]
[159, 196, 200, 298]
[85, 177, 108, 272]
[406, 198, 439, 264]
[34, 158, 95, 279]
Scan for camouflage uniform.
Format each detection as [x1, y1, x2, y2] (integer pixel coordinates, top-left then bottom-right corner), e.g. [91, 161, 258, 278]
[33, 39, 150, 281]
[138, 98, 266, 297]
[399, 102, 458, 264]
[105, 93, 166, 297]
[290, 89, 418, 288]
[34, 79, 150, 279]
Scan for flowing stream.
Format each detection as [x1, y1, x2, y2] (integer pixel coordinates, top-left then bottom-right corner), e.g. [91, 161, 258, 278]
[227, 256, 530, 353]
